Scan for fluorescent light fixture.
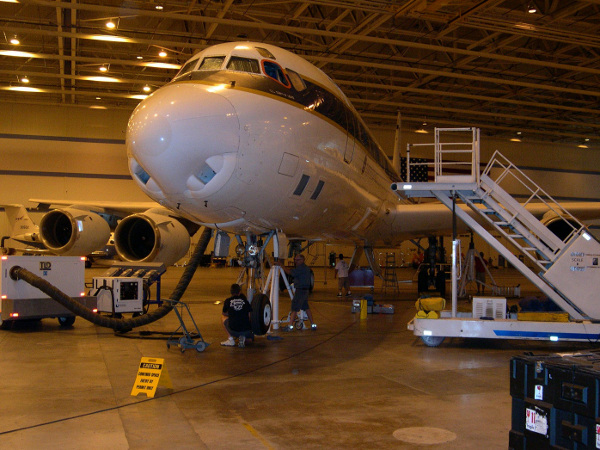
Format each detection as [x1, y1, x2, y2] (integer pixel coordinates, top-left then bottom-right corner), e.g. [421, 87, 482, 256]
[142, 62, 181, 69]
[88, 34, 132, 43]
[0, 0, 19, 3]
[582, 232, 591, 241]
[0, 50, 36, 58]
[82, 76, 121, 83]
[129, 94, 148, 100]
[423, 330, 432, 336]
[415, 128, 428, 134]
[89, 105, 107, 110]
[510, 138, 521, 142]
[5, 86, 43, 92]
[578, 144, 589, 148]
[549, 336, 558, 342]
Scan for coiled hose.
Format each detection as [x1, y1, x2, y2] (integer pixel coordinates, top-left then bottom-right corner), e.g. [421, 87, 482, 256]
[8, 227, 212, 332]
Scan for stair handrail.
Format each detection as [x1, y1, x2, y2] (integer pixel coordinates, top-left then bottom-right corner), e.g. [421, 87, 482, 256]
[481, 151, 585, 243]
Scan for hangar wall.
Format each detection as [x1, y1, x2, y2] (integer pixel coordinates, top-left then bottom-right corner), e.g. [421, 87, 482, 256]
[1, 101, 598, 266]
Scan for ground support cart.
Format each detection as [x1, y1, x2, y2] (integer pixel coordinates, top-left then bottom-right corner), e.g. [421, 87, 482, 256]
[408, 312, 600, 347]
[166, 300, 208, 353]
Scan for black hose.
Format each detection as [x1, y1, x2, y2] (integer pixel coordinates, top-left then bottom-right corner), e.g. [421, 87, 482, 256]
[8, 227, 213, 332]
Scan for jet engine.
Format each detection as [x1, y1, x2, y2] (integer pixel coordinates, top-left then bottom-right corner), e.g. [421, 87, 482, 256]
[541, 211, 580, 242]
[39, 207, 111, 256]
[114, 209, 190, 266]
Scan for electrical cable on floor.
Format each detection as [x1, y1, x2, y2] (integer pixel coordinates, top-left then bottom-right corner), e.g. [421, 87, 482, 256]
[0, 319, 358, 436]
[7, 227, 212, 332]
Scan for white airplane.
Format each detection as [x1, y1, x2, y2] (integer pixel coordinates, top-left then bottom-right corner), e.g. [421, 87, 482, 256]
[126, 41, 599, 255]
[123, 41, 600, 331]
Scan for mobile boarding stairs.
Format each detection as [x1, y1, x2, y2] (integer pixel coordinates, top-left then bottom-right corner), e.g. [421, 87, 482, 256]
[392, 127, 600, 346]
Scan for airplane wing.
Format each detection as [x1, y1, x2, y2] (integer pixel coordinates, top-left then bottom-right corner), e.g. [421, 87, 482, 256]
[29, 198, 160, 216]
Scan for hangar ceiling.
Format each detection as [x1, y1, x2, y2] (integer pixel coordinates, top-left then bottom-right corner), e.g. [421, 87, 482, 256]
[1, 0, 599, 147]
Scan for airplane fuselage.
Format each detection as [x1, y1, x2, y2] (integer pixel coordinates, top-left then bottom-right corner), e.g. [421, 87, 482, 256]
[127, 42, 406, 245]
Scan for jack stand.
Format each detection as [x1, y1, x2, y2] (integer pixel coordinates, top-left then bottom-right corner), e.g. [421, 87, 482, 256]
[262, 263, 294, 331]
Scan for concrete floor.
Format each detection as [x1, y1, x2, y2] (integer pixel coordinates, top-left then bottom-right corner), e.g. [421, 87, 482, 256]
[0, 265, 596, 449]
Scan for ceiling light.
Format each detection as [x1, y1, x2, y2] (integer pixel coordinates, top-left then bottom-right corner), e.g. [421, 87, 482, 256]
[99, 66, 108, 72]
[10, 36, 20, 45]
[88, 34, 132, 43]
[129, 94, 149, 100]
[155, 5, 163, 10]
[527, 5, 537, 13]
[578, 144, 588, 149]
[143, 85, 151, 92]
[415, 128, 428, 134]
[106, 20, 116, 29]
[89, 105, 107, 110]
[510, 138, 521, 142]
[0, 0, 20, 3]
[96, 97, 101, 100]
[0, 50, 36, 58]
[20, 76, 29, 83]
[159, 50, 167, 58]
[81, 76, 121, 83]
[5, 86, 43, 92]
[136, 56, 143, 60]
[142, 62, 181, 69]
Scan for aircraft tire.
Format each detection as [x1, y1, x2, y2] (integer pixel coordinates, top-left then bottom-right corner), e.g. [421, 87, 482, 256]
[417, 267, 428, 294]
[435, 270, 446, 297]
[251, 293, 272, 336]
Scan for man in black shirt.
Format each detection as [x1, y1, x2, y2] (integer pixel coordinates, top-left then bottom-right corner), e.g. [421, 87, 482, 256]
[221, 283, 254, 348]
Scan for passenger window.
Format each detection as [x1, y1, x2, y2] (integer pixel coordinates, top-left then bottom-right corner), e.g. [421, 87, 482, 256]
[226, 56, 260, 74]
[287, 69, 306, 91]
[262, 61, 290, 88]
[198, 56, 225, 70]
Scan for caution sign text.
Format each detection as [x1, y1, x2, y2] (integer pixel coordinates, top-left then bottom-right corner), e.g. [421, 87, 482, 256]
[130, 357, 173, 398]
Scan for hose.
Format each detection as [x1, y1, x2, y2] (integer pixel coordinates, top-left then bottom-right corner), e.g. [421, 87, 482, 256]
[8, 227, 213, 332]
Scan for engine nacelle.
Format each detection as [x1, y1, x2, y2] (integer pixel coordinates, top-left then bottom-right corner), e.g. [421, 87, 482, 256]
[39, 207, 111, 256]
[541, 211, 580, 242]
[114, 208, 190, 266]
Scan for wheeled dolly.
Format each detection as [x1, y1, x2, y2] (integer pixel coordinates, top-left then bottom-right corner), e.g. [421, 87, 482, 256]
[166, 300, 209, 353]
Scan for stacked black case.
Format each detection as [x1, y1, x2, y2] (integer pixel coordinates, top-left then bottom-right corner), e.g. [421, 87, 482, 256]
[510, 350, 600, 449]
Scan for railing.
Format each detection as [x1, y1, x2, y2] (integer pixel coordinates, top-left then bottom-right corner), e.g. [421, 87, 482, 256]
[481, 150, 585, 246]
[406, 127, 480, 183]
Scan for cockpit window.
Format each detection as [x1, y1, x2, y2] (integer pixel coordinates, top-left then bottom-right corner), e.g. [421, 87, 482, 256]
[286, 69, 306, 91]
[255, 47, 275, 59]
[262, 60, 290, 88]
[226, 56, 260, 74]
[198, 56, 225, 71]
[176, 58, 199, 77]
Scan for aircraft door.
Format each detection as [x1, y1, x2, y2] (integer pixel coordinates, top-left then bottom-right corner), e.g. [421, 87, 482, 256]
[344, 110, 356, 163]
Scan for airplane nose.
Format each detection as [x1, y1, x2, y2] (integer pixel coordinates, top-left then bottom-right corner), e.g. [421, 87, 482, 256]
[126, 83, 239, 199]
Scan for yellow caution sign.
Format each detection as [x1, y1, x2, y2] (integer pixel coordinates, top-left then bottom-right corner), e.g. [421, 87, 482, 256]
[130, 357, 173, 398]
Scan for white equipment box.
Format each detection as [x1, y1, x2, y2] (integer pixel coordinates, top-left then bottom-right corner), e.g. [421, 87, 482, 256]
[0, 255, 93, 326]
[93, 277, 144, 314]
[472, 296, 506, 320]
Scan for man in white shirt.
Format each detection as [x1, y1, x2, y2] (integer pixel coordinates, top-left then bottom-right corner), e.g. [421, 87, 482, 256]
[334, 254, 351, 297]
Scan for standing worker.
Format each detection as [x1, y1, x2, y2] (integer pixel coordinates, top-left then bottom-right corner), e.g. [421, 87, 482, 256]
[334, 254, 351, 297]
[221, 283, 254, 347]
[278, 254, 317, 331]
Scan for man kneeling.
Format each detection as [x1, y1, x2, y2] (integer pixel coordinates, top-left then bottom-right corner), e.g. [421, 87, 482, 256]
[221, 283, 254, 348]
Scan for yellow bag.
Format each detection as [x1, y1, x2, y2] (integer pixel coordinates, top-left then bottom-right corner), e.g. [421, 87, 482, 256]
[415, 297, 445, 312]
